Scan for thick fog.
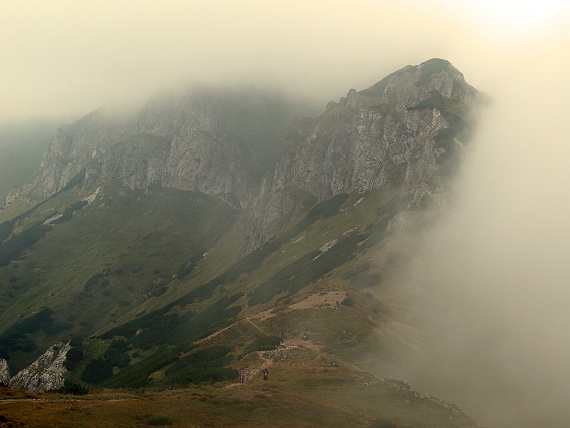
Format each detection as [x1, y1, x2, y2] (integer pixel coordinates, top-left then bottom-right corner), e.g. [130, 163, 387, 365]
[411, 23, 570, 427]
[4, 1, 570, 425]
[0, 0, 477, 123]
[3, 1, 568, 122]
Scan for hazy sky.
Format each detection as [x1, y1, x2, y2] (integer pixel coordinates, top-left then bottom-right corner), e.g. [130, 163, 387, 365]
[3, 2, 570, 425]
[2, 0, 569, 123]
[392, 1, 570, 425]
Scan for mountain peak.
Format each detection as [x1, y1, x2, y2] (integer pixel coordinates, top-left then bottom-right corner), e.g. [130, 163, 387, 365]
[244, 59, 482, 250]
[0, 61, 486, 426]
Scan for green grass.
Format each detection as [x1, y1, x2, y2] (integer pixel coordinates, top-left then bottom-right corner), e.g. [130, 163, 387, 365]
[0, 175, 433, 393]
[0, 178, 480, 425]
[78, 188, 405, 387]
[0, 183, 238, 368]
[0, 367, 479, 427]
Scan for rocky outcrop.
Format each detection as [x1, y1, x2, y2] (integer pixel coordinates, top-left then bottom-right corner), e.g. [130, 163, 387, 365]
[243, 59, 482, 251]
[0, 358, 10, 385]
[9, 342, 70, 392]
[19, 108, 134, 202]
[11, 59, 482, 253]
[15, 87, 311, 210]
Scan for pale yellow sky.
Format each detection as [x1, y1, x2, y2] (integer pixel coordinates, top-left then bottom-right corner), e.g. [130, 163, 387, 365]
[1, 0, 568, 122]
[2, 2, 570, 425]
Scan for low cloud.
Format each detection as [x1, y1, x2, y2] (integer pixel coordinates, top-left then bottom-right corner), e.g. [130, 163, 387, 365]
[2, 0, 465, 123]
[3, 1, 570, 425]
[412, 23, 570, 427]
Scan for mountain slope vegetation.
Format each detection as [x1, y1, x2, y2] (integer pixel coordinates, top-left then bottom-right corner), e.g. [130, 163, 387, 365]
[0, 59, 486, 426]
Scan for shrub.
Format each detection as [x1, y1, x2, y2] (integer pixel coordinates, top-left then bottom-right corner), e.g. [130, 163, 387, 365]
[54, 382, 88, 395]
[0, 219, 16, 243]
[0, 307, 72, 359]
[163, 346, 235, 386]
[147, 415, 173, 426]
[83, 274, 104, 292]
[249, 230, 367, 306]
[103, 346, 179, 389]
[149, 284, 167, 297]
[132, 315, 181, 349]
[172, 194, 349, 306]
[81, 358, 113, 384]
[307, 193, 349, 218]
[50, 200, 88, 224]
[0, 222, 50, 264]
[341, 262, 371, 279]
[245, 335, 281, 354]
[348, 273, 382, 289]
[104, 340, 131, 368]
[167, 346, 231, 374]
[370, 418, 397, 428]
[64, 338, 84, 370]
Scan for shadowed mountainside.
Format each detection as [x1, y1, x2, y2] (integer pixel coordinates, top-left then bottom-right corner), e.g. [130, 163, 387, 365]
[0, 59, 487, 427]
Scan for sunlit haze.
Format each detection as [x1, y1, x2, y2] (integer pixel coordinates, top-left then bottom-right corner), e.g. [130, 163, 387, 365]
[1, 0, 568, 122]
[2, 1, 570, 426]
[452, 0, 569, 35]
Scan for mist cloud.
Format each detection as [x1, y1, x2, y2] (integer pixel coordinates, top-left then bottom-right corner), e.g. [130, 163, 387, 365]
[2, 0, 465, 123]
[3, 1, 568, 125]
[412, 20, 570, 427]
[4, 1, 570, 425]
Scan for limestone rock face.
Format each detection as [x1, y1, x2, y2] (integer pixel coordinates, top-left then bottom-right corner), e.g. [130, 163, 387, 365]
[21, 109, 134, 202]
[243, 59, 482, 251]
[0, 358, 10, 385]
[12, 59, 482, 254]
[9, 342, 70, 392]
[18, 87, 307, 210]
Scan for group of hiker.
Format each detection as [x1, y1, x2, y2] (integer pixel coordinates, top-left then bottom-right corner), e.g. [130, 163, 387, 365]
[238, 367, 269, 383]
[238, 330, 282, 384]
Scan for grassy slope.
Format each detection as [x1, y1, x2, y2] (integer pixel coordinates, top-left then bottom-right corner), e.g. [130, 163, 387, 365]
[0, 82, 481, 424]
[0, 182, 239, 370]
[0, 346, 479, 428]
[0, 177, 433, 379]
[0, 173, 482, 427]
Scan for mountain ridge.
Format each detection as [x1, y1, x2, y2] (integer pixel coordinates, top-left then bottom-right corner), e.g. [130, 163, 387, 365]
[0, 59, 486, 426]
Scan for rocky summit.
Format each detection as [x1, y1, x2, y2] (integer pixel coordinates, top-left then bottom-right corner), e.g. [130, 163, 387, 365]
[244, 59, 481, 250]
[10, 59, 481, 253]
[8, 342, 70, 392]
[15, 86, 315, 210]
[0, 59, 486, 427]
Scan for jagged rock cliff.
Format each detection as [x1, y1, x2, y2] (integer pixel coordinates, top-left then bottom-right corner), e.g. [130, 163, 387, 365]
[17, 87, 313, 209]
[243, 59, 482, 250]
[8, 342, 70, 392]
[11, 59, 482, 253]
[0, 59, 485, 403]
[0, 358, 10, 385]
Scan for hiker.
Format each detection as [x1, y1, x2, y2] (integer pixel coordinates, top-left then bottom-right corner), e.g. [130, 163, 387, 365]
[239, 367, 246, 383]
[263, 368, 269, 382]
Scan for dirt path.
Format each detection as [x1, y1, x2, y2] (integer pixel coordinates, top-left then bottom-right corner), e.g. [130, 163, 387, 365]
[198, 290, 345, 345]
[207, 289, 349, 387]
[288, 290, 346, 311]
[245, 318, 267, 335]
